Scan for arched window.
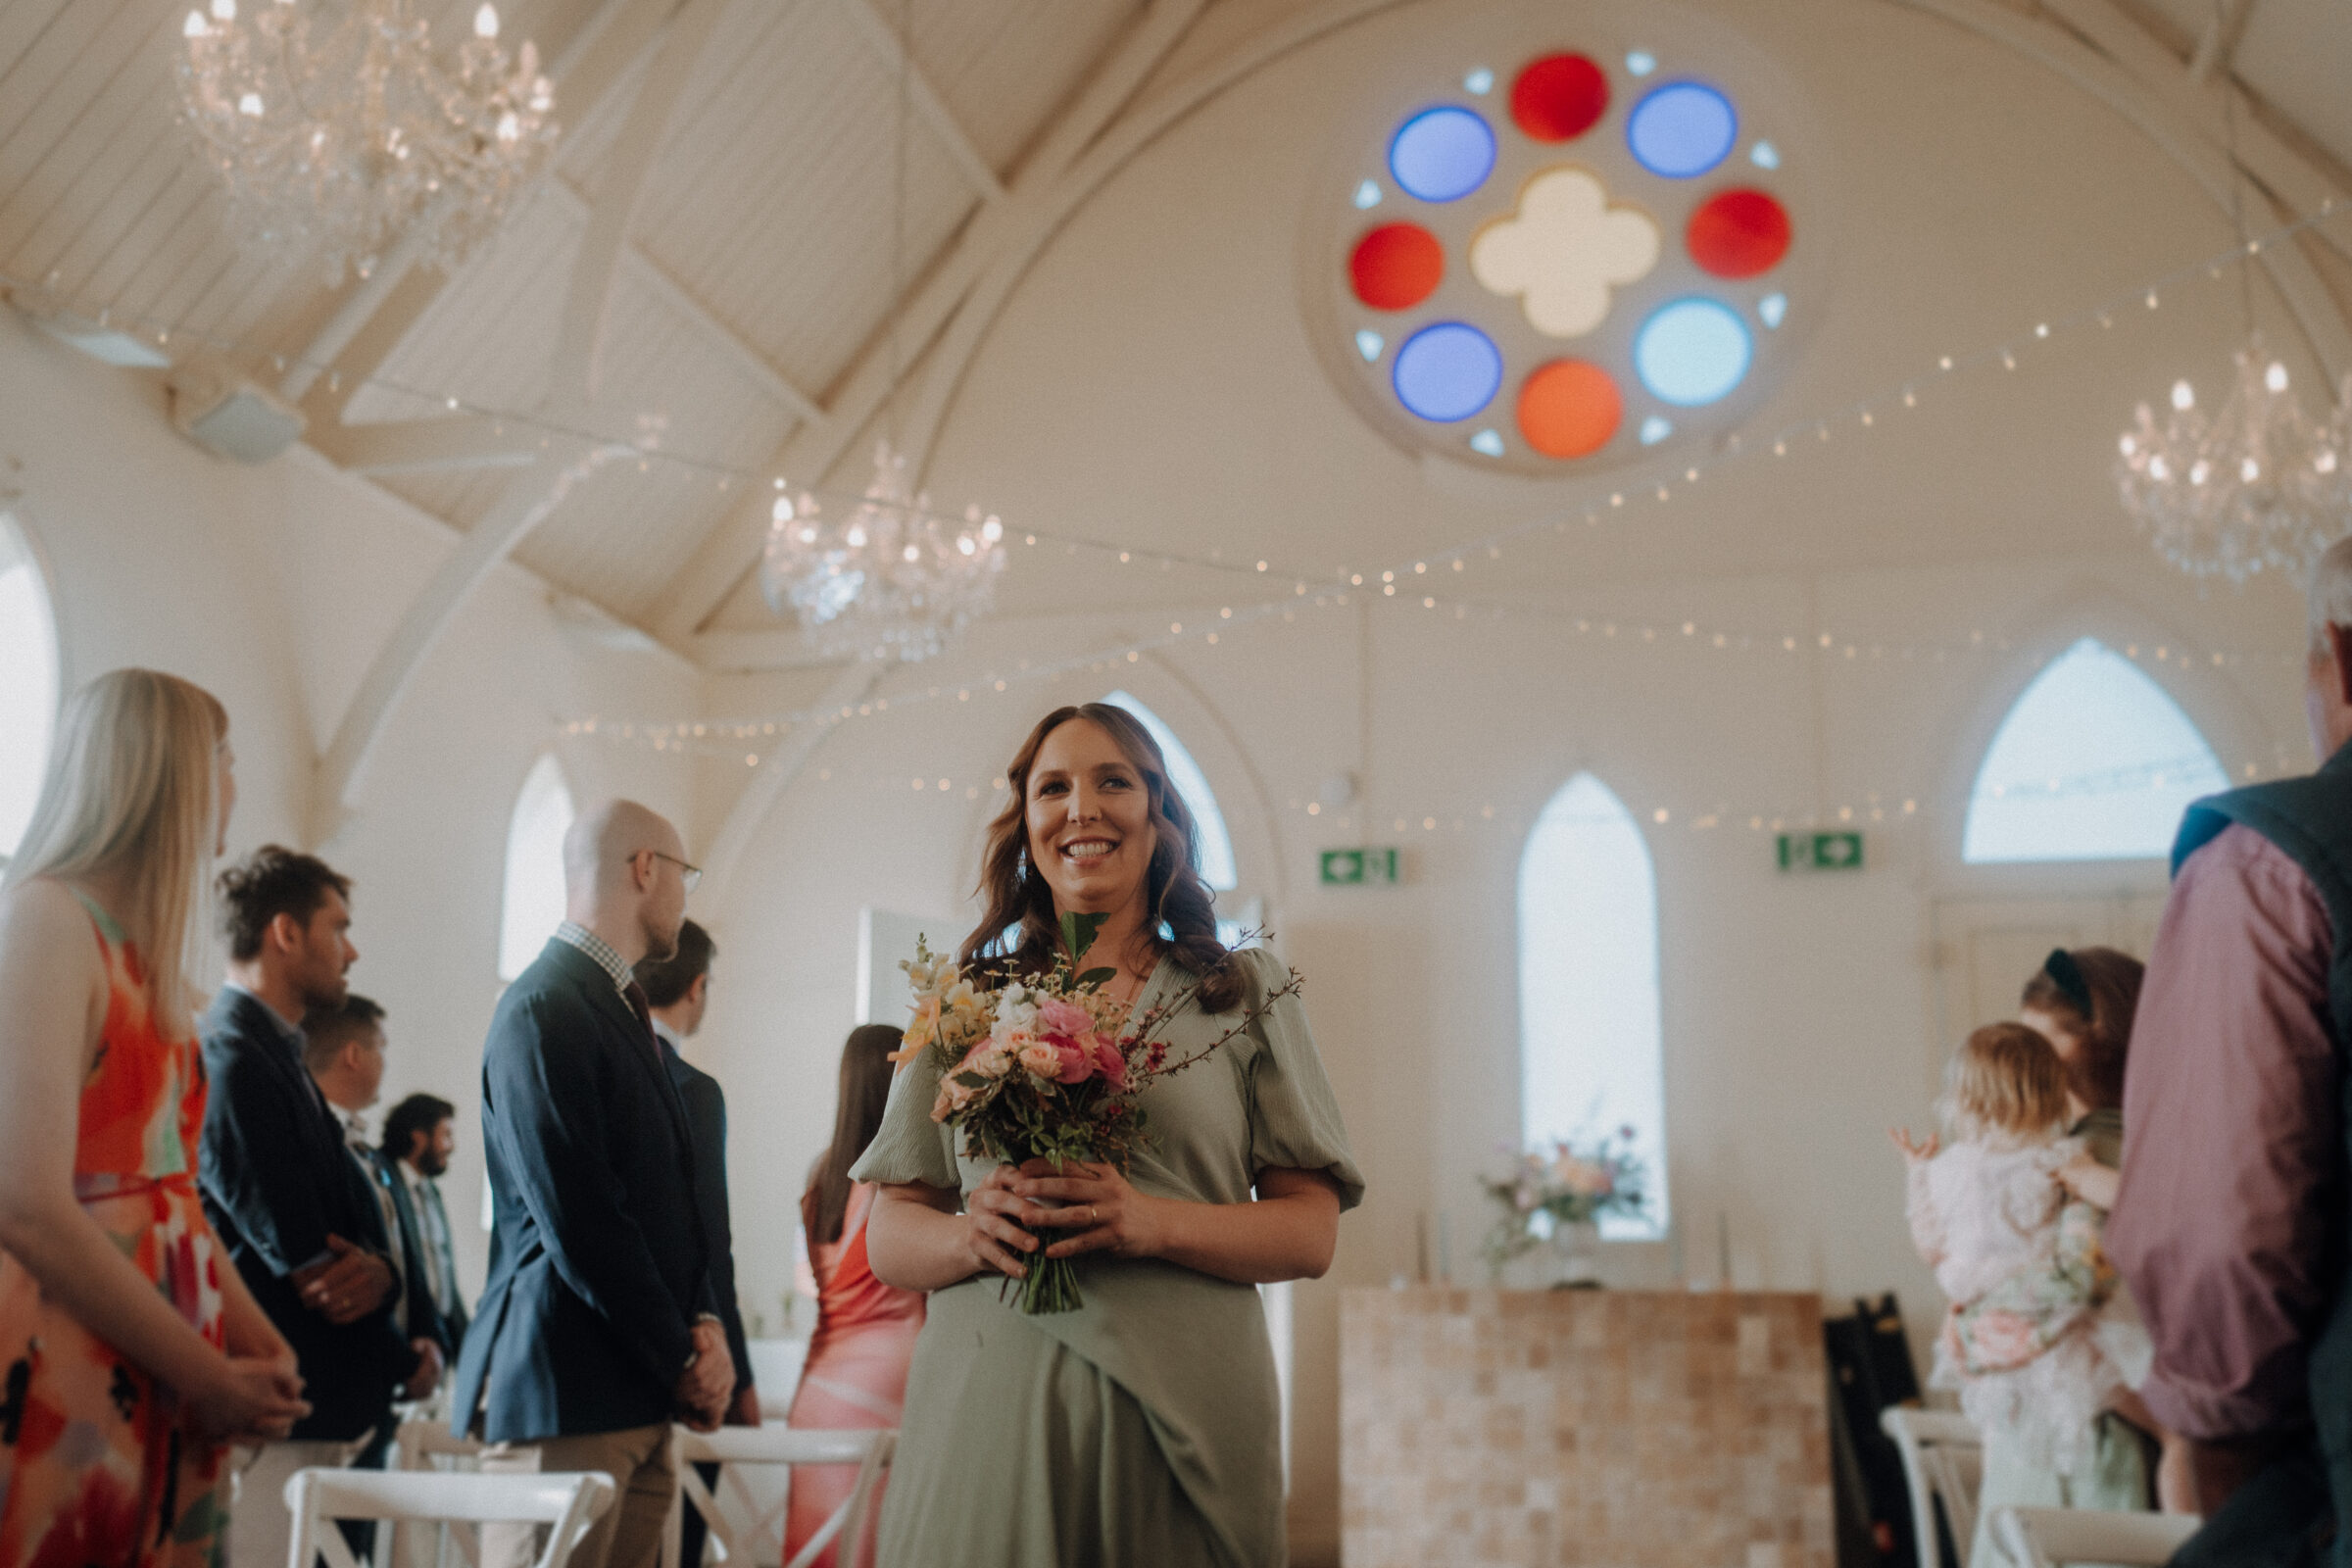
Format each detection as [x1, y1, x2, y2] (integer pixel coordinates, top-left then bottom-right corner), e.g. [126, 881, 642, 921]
[0, 518, 58, 862]
[498, 753, 575, 980]
[1963, 637, 2230, 864]
[1518, 772, 1666, 1238]
[1101, 691, 1238, 890]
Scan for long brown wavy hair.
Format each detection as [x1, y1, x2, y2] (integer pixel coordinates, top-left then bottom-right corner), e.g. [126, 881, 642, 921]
[802, 1023, 906, 1247]
[960, 704, 1240, 1013]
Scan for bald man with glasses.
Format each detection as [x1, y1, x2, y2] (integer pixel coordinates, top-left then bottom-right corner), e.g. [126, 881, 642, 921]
[450, 801, 731, 1568]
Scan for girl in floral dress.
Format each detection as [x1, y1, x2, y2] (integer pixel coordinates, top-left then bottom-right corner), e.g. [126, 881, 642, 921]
[0, 669, 309, 1568]
[1892, 1022, 2151, 1567]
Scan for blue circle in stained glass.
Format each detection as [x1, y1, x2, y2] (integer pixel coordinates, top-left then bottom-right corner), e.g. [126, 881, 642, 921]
[1626, 81, 1738, 178]
[1387, 107, 1496, 203]
[1393, 322, 1503, 421]
[1634, 298, 1751, 406]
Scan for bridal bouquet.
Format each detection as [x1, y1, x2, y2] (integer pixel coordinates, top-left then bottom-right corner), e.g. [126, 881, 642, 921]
[896, 911, 1301, 1313]
[1479, 1130, 1650, 1274]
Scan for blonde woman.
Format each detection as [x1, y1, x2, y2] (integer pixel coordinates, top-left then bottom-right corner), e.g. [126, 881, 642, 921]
[0, 669, 309, 1568]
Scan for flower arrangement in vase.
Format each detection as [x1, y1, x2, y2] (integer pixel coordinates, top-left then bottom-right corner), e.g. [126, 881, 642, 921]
[1479, 1129, 1649, 1286]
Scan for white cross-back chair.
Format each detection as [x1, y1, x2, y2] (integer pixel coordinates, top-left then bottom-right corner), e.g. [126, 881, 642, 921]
[1990, 1505, 2201, 1568]
[1882, 1407, 1984, 1568]
[664, 1426, 895, 1568]
[389, 1420, 489, 1568]
[284, 1469, 613, 1568]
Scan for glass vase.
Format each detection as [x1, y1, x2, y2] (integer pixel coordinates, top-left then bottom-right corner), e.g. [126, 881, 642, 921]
[1546, 1218, 1602, 1289]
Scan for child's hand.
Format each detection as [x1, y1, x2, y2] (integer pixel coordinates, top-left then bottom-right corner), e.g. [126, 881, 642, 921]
[2057, 1152, 2121, 1209]
[1888, 1127, 1939, 1162]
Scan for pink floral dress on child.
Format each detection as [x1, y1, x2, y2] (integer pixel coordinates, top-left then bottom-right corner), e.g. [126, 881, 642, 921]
[1905, 1136, 2149, 1476]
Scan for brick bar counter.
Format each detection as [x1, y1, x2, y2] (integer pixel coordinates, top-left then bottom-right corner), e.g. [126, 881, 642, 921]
[1340, 1288, 1833, 1568]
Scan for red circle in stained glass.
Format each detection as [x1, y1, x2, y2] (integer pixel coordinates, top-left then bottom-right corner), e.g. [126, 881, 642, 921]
[1349, 222, 1445, 310]
[1510, 54, 1609, 142]
[1687, 188, 1791, 278]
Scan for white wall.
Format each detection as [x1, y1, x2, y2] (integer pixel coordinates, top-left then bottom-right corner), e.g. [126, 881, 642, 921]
[5, 0, 2337, 1560]
[0, 309, 699, 1298]
[686, 1, 2328, 1561]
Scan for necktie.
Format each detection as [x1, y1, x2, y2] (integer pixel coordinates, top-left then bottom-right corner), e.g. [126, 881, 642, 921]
[622, 980, 659, 1050]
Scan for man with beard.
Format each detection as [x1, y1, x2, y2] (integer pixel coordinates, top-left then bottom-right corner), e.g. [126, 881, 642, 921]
[201, 847, 418, 1568]
[381, 1092, 468, 1354]
[451, 801, 732, 1568]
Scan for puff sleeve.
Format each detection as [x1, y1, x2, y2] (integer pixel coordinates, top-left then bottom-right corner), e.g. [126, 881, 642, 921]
[849, 1042, 963, 1193]
[1238, 949, 1365, 1211]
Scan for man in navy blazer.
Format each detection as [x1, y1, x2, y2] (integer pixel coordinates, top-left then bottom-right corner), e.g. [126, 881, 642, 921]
[199, 848, 428, 1568]
[637, 920, 759, 1568]
[452, 800, 733, 1568]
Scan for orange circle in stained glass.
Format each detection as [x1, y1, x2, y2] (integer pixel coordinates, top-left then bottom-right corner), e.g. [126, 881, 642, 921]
[1349, 222, 1445, 310]
[1517, 359, 1622, 458]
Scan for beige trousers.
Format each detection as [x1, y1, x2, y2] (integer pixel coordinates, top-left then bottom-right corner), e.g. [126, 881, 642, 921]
[478, 1424, 675, 1568]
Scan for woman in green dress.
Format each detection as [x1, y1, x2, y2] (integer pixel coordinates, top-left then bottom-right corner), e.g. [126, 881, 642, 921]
[851, 702, 1362, 1566]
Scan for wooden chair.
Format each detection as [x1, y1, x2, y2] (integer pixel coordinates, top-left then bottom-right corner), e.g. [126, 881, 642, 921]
[283, 1469, 612, 1568]
[664, 1425, 895, 1568]
[1990, 1504, 2201, 1567]
[1881, 1406, 1984, 1568]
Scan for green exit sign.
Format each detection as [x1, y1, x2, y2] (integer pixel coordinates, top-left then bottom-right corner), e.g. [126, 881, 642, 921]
[1320, 848, 1399, 886]
[1778, 831, 1864, 872]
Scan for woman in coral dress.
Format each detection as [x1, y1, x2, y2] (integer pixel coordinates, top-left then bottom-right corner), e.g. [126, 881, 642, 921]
[782, 1025, 924, 1568]
[0, 669, 308, 1568]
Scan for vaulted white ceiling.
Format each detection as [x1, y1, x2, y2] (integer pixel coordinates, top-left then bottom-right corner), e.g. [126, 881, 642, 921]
[2, 0, 2347, 714]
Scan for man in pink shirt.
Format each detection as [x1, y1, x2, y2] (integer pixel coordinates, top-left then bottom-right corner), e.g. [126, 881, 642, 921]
[2108, 534, 2352, 1566]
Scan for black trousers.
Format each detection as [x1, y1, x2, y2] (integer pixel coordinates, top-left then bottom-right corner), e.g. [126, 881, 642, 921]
[675, 1460, 720, 1568]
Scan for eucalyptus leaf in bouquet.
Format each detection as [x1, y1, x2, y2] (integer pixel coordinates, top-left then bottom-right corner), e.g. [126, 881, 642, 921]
[899, 914, 1302, 1312]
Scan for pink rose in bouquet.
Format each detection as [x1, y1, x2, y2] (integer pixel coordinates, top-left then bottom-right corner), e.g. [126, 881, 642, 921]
[902, 911, 1301, 1313]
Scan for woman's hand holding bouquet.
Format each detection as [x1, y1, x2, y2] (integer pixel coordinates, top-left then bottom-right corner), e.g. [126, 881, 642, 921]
[898, 910, 1299, 1312]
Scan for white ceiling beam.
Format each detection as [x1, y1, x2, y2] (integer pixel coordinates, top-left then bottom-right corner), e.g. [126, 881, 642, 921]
[1911, 0, 2352, 386]
[648, 0, 1212, 646]
[542, 175, 828, 426]
[2036, 0, 2348, 271]
[548, 0, 729, 401]
[2188, 0, 2255, 81]
[696, 658, 882, 904]
[277, 0, 692, 409]
[832, 0, 1007, 205]
[310, 0, 729, 830]
[309, 415, 543, 475]
[313, 444, 609, 836]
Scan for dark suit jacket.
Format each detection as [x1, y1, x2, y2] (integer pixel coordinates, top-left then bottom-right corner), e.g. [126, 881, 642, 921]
[449, 938, 717, 1443]
[660, 1039, 752, 1401]
[199, 988, 412, 1441]
[363, 1144, 450, 1356]
[403, 1169, 468, 1352]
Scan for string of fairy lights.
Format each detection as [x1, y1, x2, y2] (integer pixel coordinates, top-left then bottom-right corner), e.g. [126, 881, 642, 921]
[7, 193, 2347, 595]
[11, 192, 2345, 835]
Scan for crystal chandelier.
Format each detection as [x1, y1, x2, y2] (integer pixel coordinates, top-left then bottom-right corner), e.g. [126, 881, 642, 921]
[178, 0, 557, 283]
[2115, 347, 2351, 584]
[760, 441, 1007, 662]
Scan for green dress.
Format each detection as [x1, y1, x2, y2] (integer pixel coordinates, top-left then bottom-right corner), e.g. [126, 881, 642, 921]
[848, 947, 1364, 1567]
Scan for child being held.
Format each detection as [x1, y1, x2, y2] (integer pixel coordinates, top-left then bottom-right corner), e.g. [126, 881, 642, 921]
[1891, 1022, 2153, 1567]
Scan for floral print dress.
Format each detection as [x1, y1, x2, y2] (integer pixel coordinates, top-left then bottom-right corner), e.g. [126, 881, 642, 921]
[0, 892, 230, 1568]
[1906, 1132, 2152, 1564]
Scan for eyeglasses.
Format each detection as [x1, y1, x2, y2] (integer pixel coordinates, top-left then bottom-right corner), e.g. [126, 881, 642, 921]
[644, 850, 703, 895]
